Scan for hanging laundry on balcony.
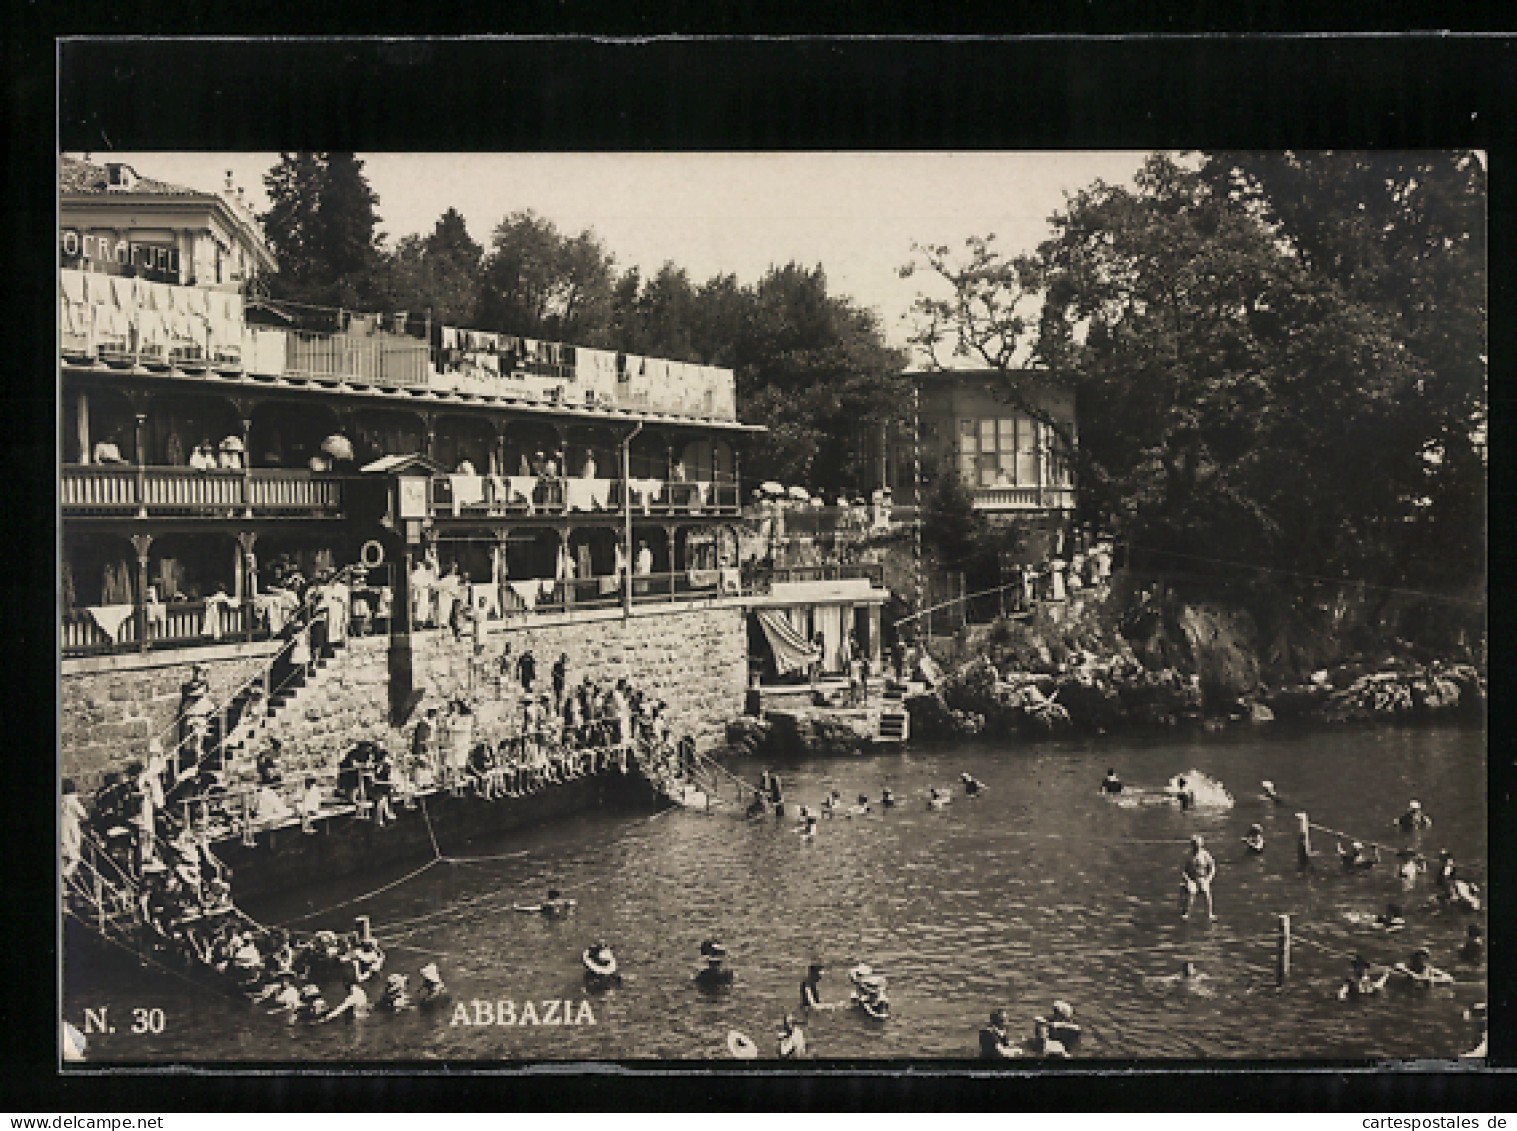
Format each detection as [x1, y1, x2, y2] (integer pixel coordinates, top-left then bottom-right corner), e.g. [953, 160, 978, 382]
[506, 475, 538, 513]
[61, 269, 87, 305]
[449, 474, 484, 516]
[85, 604, 135, 643]
[469, 582, 501, 621]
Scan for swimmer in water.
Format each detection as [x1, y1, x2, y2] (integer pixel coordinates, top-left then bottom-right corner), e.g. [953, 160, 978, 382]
[1149, 960, 1212, 995]
[798, 808, 819, 839]
[1100, 768, 1123, 794]
[514, 887, 577, 917]
[961, 772, 985, 796]
[848, 793, 871, 816]
[1395, 847, 1426, 885]
[1375, 903, 1407, 932]
[1337, 955, 1391, 1001]
[1181, 835, 1217, 920]
[1261, 779, 1284, 806]
[1025, 1017, 1068, 1058]
[1173, 778, 1195, 811]
[1047, 1000, 1082, 1047]
[1459, 924, 1485, 965]
[1394, 799, 1433, 832]
[416, 962, 448, 1004]
[881, 787, 896, 809]
[1338, 840, 1381, 871]
[822, 790, 842, 817]
[376, 973, 412, 1012]
[318, 980, 370, 1023]
[1396, 947, 1454, 989]
[979, 1009, 1021, 1059]
[776, 1013, 807, 1058]
[928, 787, 951, 809]
[1242, 824, 1266, 855]
[801, 964, 844, 1011]
[694, 940, 735, 991]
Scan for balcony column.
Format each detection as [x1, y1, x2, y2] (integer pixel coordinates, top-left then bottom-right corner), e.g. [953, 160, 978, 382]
[733, 447, 742, 513]
[240, 416, 253, 517]
[236, 531, 259, 641]
[422, 414, 437, 462]
[664, 525, 678, 599]
[77, 390, 91, 465]
[556, 527, 574, 609]
[491, 421, 507, 478]
[133, 412, 148, 518]
[131, 533, 153, 654]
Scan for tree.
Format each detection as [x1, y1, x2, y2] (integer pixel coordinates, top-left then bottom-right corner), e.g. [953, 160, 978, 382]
[1201, 151, 1487, 592]
[475, 211, 617, 342]
[260, 152, 386, 311]
[383, 207, 484, 326]
[726, 263, 909, 492]
[906, 152, 1480, 599]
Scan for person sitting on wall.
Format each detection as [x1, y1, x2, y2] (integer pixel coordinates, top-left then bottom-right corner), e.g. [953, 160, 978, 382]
[468, 741, 499, 800]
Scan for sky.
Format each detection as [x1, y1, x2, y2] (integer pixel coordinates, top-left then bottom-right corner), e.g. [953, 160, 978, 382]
[89, 151, 1151, 356]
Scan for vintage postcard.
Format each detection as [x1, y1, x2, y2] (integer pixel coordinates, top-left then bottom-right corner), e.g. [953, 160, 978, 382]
[55, 40, 1489, 1075]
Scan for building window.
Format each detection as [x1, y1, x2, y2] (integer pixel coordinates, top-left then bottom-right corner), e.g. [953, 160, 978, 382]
[960, 417, 1026, 488]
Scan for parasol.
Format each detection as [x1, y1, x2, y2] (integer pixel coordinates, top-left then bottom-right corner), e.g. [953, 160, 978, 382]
[320, 434, 355, 461]
[787, 485, 811, 501]
[758, 481, 785, 495]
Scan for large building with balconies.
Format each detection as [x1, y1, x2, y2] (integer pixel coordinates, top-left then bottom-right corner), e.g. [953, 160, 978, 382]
[59, 157, 759, 665]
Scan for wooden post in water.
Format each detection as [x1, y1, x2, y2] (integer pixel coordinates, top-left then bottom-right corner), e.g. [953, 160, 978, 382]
[1296, 812, 1313, 871]
[1277, 913, 1291, 987]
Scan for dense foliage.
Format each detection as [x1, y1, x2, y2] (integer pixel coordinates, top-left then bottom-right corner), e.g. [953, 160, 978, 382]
[907, 152, 1487, 607]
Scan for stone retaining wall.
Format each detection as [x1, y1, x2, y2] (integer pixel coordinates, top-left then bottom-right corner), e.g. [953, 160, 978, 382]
[60, 606, 749, 788]
[59, 645, 280, 791]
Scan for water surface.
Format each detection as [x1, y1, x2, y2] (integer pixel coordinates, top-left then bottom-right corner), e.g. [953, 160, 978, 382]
[66, 724, 1487, 1062]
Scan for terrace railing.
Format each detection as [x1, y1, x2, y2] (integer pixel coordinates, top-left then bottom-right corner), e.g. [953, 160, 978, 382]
[61, 465, 345, 519]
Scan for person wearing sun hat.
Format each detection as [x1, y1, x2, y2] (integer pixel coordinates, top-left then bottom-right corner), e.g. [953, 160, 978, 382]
[695, 939, 734, 991]
[416, 962, 448, 1004]
[1242, 823, 1266, 855]
[1048, 1000, 1082, 1048]
[583, 941, 622, 989]
[377, 972, 412, 1012]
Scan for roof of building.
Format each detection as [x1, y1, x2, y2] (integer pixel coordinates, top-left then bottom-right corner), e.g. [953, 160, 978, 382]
[59, 156, 210, 199]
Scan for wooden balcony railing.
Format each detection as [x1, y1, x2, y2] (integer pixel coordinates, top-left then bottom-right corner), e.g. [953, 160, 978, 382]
[61, 465, 344, 518]
[61, 600, 267, 657]
[428, 474, 742, 520]
[971, 485, 1076, 511]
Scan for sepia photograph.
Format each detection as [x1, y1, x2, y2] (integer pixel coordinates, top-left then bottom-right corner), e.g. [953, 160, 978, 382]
[53, 41, 1490, 1076]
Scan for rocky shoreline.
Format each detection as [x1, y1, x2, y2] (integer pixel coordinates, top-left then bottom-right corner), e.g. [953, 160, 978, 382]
[722, 578, 1485, 757]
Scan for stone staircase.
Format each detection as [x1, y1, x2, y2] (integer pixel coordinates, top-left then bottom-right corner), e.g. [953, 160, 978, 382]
[219, 637, 348, 775]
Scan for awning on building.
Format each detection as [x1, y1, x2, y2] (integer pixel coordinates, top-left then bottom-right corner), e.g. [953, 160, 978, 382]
[754, 608, 822, 676]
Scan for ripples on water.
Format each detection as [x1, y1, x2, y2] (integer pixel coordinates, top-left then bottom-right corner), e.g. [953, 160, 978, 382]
[67, 725, 1486, 1062]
